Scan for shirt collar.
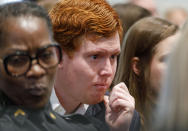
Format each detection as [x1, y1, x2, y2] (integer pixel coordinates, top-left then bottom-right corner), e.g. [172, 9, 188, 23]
[50, 88, 89, 115]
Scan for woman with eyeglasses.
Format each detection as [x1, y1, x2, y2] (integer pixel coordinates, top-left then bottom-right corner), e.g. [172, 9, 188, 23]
[0, 2, 109, 131]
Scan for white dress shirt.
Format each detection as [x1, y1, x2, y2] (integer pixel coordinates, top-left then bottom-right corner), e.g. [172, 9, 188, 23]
[50, 88, 89, 115]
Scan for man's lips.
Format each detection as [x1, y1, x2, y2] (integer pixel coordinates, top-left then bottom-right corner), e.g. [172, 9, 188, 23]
[94, 84, 109, 91]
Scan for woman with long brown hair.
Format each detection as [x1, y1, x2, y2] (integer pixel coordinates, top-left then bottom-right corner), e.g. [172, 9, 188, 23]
[113, 17, 179, 130]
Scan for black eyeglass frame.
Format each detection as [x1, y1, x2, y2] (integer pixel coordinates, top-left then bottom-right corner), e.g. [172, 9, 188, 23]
[2, 44, 62, 77]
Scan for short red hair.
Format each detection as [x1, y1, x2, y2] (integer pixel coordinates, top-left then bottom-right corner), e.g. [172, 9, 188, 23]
[49, 0, 122, 57]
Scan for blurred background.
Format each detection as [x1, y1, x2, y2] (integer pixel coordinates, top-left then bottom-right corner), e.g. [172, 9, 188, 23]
[0, 0, 187, 27]
[107, 0, 188, 17]
[1, 0, 187, 18]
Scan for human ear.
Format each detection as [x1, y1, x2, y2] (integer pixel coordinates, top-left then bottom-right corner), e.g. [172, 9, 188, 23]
[58, 52, 63, 68]
[131, 57, 140, 75]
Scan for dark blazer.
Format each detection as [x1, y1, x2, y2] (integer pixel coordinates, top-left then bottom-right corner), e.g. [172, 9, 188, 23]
[0, 97, 109, 131]
[85, 101, 141, 131]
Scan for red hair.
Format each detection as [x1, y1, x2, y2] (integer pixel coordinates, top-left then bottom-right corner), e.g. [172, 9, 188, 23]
[49, 0, 122, 57]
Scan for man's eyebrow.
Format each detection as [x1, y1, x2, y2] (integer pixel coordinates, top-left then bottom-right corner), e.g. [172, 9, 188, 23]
[86, 48, 120, 54]
[113, 48, 121, 53]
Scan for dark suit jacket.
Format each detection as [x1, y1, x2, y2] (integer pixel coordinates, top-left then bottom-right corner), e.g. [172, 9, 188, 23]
[85, 101, 140, 131]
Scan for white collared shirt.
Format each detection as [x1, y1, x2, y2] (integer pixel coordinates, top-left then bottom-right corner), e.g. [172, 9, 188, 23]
[50, 88, 89, 115]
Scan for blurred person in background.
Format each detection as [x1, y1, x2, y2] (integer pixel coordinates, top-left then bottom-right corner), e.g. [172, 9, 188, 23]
[164, 7, 188, 27]
[130, 0, 158, 16]
[0, 0, 23, 5]
[113, 17, 179, 130]
[37, 0, 58, 12]
[113, 3, 152, 41]
[152, 21, 188, 131]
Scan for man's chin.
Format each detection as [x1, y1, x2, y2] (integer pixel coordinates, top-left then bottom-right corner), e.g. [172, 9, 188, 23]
[87, 97, 104, 105]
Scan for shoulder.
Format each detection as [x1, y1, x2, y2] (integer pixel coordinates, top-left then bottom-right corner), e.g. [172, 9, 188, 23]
[0, 108, 20, 131]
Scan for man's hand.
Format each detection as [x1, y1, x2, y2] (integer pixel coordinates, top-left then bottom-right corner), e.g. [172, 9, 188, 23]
[104, 82, 135, 131]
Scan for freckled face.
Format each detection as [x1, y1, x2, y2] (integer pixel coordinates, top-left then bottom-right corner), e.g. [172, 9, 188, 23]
[55, 32, 120, 104]
[0, 16, 57, 109]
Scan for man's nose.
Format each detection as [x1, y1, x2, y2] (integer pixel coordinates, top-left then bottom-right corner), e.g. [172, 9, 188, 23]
[99, 58, 113, 77]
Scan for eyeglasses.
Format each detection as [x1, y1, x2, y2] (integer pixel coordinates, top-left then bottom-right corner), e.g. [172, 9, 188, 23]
[0, 44, 62, 77]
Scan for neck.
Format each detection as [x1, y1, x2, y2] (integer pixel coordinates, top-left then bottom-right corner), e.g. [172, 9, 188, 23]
[55, 88, 81, 114]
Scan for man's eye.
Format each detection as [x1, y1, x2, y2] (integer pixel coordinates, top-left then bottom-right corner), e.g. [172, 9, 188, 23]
[111, 55, 117, 59]
[91, 55, 98, 59]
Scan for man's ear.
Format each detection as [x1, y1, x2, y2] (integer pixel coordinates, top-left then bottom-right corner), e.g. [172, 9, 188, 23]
[58, 52, 63, 68]
[131, 57, 140, 75]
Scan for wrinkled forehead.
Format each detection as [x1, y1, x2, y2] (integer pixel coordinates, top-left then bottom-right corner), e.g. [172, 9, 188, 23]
[4, 16, 47, 33]
[79, 32, 121, 52]
[83, 31, 120, 44]
[0, 16, 52, 52]
[1, 16, 50, 39]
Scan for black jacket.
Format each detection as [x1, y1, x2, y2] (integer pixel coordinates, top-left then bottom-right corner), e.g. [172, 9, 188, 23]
[85, 101, 141, 131]
[0, 98, 109, 131]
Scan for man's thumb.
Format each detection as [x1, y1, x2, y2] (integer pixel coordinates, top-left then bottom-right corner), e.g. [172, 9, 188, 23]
[104, 95, 110, 110]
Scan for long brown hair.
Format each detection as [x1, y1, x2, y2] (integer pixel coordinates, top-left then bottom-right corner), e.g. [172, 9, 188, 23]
[113, 17, 178, 130]
[113, 3, 151, 38]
